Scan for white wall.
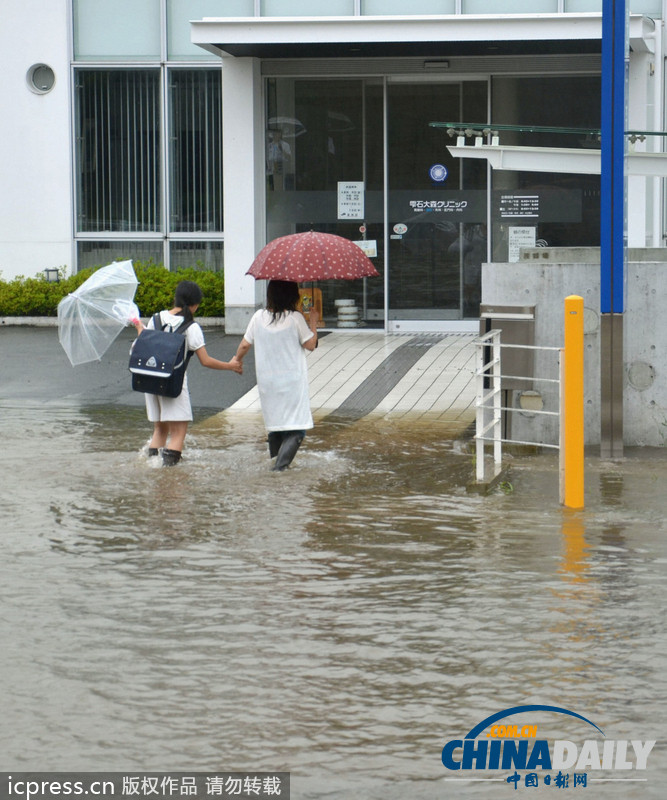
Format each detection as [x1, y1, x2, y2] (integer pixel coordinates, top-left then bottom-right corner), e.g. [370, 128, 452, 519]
[0, 0, 72, 280]
[221, 57, 265, 333]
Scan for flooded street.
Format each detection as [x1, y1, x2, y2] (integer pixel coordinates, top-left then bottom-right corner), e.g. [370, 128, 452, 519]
[1, 401, 666, 798]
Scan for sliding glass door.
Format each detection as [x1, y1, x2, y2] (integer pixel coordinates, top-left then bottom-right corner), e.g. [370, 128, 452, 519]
[265, 75, 488, 327]
[386, 78, 488, 327]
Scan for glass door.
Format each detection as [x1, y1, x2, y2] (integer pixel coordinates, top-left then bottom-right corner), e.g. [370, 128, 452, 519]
[265, 77, 385, 327]
[265, 76, 488, 328]
[386, 78, 488, 327]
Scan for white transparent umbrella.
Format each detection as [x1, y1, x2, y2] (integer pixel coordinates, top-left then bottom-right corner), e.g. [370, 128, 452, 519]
[57, 260, 140, 366]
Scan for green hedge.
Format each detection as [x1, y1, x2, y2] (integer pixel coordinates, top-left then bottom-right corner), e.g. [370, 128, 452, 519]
[0, 261, 225, 317]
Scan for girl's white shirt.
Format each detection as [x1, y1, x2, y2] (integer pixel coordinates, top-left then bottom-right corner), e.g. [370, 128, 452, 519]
[150, 310, 205, 352]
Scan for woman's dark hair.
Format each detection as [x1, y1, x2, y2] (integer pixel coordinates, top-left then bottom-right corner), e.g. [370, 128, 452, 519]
[174, 280, 203, 323]
[266, 280, 300, 323]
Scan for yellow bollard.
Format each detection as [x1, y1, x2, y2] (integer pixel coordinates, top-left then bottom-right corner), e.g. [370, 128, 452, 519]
[562, 295, 584, 509]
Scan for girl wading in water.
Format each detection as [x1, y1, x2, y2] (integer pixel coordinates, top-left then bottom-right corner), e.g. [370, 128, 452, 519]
[133, 280, 242, 466]
[232, 280, 318, 471]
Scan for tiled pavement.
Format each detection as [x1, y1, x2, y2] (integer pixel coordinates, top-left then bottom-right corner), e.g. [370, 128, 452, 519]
[224, 331, 478, 433]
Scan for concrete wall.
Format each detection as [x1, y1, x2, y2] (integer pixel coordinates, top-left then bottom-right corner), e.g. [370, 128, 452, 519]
[482, 247, 667, 447]
[0, 0, 72, 281]
[221, 57, 266, 334]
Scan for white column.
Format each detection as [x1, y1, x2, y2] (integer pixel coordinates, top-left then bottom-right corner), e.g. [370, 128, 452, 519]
[221, 57, 265, 333]
[627, 49, 651, 248]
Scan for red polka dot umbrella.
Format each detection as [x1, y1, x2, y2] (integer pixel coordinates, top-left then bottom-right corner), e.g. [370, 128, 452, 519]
[246, 231, 380, 282]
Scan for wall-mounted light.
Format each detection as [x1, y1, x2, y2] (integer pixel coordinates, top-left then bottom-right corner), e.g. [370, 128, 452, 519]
[44, 268, 60, 283]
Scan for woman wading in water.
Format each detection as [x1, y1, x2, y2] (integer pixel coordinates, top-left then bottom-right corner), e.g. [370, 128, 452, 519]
[232, 280, 318, 471]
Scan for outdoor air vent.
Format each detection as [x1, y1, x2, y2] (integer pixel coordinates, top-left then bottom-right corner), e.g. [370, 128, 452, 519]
[27, 64, 56, 94]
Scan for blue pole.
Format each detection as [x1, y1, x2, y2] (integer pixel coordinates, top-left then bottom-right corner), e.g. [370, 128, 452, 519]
[600, 0, 627, 459]
[600, 0, 627, 314]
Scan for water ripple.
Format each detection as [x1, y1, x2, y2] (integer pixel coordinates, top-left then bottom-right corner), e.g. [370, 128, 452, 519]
[0, 407, 666, 797]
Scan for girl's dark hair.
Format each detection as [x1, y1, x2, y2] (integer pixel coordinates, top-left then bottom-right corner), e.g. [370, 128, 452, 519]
[266, 280, 300, 323]
[174, 280, 203, 323]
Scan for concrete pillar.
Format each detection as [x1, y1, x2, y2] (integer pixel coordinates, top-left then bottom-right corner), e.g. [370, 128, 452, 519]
[221, 57, 265, 333]
[627, 49, 651, 248]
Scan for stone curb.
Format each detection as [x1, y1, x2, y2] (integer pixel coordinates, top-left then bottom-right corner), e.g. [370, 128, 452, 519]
[1, 317, 226, 328]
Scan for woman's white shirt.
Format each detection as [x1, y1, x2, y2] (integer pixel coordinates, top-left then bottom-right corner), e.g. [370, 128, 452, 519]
[244, 309, 315, 432]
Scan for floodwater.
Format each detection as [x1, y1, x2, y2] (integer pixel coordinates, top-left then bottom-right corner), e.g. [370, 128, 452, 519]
[1, 401, 666, 799]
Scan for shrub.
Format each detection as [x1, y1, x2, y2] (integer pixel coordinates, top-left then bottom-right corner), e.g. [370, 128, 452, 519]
[134, 261, 225, 318]
[0, 261, 225, 317]
[0, 267, 79, 316]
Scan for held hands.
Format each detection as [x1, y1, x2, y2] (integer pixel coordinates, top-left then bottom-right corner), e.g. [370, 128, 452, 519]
[229, 356, 243, 374]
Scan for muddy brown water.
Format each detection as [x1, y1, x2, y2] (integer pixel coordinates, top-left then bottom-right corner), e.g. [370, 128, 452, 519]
[1, 401, 666, 798]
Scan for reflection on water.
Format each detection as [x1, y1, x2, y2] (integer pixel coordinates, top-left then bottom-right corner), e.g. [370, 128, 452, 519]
[1, 404, 666, 798]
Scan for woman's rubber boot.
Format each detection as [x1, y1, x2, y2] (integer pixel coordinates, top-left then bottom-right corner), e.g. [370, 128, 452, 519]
[267, 432, 282, 459]
[162, 448, 182, 467]
[147, 447, 160, 458]
[272, 432, 304, 471]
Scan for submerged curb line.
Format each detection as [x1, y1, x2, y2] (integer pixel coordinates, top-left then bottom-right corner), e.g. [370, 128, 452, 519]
[1, 316, 226, 328]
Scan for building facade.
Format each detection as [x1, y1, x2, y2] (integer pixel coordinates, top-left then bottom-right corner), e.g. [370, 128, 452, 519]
[1, 1, 665, 333]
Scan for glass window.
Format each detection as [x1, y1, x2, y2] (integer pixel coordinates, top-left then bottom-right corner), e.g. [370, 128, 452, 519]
[630, 0, 663, 15]
[564, 1, 663, 16]
[170, 241, 224, 272]
[167, 0, 254, 60]
[362, 0, 456, 13]
[77, 241, 164, 271]
[261, 0, 355, 14]
[75, 70, 161, 233]
[490, 75, 601, 263]
[73, 0, 161, 61]
[168, 70, 223, 233]
[463, 0, 558, 11]
[564, 0, 602, 9]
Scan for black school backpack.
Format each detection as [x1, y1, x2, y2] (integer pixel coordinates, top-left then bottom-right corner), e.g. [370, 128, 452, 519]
[129, 313, 195, 398]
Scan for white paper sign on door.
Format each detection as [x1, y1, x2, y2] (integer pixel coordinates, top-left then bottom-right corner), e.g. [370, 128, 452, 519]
[354, 240, 377, 258]
[508, 226, 536, 262]
[338, 181, 364, 219]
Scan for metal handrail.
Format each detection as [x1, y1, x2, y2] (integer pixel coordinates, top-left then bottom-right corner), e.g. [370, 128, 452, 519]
[430, 121, 602, 137]
[477, 404, 559, 418]
[474, 329, 561, 484]
[430, 121, 667, 141]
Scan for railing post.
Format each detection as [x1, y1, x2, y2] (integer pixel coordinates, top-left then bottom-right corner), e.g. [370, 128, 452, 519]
[492, 331, 502, 474]
[562, 295, 585, 509]
[476, 337, 485, 482]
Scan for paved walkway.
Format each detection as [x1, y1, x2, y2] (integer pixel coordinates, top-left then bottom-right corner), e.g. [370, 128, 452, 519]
[224, 331, 478, 433]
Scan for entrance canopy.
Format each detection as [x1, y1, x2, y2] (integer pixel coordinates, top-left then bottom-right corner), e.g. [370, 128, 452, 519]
[190, 11, 657, 334]
[191, 13, 654, 60]
[446, 142, 667, 177]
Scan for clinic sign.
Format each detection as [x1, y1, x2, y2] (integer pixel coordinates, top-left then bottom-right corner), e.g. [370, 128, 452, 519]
[409, 199, 467, 213]
[392, 190, 486, 223]
[500, 194, 539, 218]
[441, 705, 656, 791]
